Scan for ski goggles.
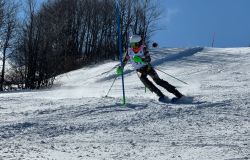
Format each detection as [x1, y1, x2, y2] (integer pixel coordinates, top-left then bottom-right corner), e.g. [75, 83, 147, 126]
[130, 42, 140, 48]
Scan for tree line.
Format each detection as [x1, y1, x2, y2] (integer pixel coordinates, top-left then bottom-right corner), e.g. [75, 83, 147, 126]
[0, 0, 162, 91]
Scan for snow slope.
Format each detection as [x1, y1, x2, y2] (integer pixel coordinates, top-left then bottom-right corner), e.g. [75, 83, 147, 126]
[0, 47, 249, 160]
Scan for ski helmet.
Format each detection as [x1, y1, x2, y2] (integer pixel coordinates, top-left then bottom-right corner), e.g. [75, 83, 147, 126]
[129, 35, 142, 43]
[129, 35, 142, 52]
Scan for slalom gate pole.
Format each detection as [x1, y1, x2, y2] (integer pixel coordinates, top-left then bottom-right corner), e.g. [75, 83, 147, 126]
[115, 1, 126, 105]
[105, 76, 118, 97]
[155, 68, 189, 85]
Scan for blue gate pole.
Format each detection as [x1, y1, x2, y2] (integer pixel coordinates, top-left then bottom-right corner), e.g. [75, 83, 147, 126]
[115, 1, 126, 105]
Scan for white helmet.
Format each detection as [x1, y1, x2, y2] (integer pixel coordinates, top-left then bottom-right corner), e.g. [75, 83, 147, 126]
[129, 35, 142, 43]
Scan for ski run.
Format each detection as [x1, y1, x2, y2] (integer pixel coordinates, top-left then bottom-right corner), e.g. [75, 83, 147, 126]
[0, 47, 249, 160]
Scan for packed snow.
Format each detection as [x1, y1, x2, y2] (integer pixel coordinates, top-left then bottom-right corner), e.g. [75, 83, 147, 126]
[0, 47, 249, 160]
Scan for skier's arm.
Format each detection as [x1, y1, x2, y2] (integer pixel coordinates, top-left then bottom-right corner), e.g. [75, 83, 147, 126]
[121, 51, 130, 67]
[116, 52, 129, 76]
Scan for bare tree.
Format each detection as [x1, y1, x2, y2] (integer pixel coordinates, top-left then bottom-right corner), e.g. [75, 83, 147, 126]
[0, 0, 18, 91]
[19, 0, 42, 89]
[0, 0, 4, 27]
[9, 0, 163, 90]
[131, 0, 162, 44]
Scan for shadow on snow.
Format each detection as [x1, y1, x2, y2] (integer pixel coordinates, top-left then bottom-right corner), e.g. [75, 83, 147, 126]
[97, 47, 204, 82]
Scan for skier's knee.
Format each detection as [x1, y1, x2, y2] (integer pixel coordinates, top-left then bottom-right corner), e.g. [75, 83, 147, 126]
[154, 78, 164, 85]
[139, 75, 147, 82]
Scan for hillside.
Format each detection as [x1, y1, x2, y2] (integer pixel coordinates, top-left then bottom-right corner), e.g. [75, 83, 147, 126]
[0, 47, 249, 160]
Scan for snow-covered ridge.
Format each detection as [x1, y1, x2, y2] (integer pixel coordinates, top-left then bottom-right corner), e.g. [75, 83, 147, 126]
[0, 47, 249, 160]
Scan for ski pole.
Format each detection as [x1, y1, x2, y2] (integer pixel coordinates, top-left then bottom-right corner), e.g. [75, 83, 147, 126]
[155, 68, 188, 85]
[105, 76, 118, 97]
[101, 63, 120, 76]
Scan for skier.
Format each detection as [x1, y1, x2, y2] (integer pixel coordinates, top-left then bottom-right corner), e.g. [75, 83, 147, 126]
[116, 35, 183, 102]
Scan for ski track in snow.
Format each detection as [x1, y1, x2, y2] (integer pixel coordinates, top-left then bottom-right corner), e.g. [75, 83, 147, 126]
[0, 47, 249, 160]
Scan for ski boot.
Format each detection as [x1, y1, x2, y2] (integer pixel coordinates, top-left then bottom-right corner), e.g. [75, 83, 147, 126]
[171, 89, 184, 103]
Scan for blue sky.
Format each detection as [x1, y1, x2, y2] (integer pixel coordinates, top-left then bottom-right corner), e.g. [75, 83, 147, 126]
[152, 0, 250, 47]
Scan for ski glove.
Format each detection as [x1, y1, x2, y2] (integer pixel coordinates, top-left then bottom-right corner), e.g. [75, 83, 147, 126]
[132, 55, 144, 63]
[116, 66, 123, 76]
